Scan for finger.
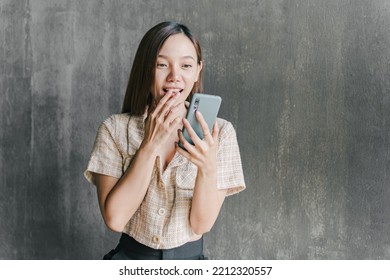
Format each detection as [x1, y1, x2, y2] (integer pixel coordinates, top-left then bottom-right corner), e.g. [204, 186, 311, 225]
[165, 89, 184, 108]
[166, 114, 182, 131]
[164, 94, 182, 116]
[177, 128, 197, 154]
[211, 119, 219, 139]
[158, 92, 181, 119]
[182, 118, 203, 147]
[165, 104, 182, 125]
[176, 141, 200, 165]
[175, 142, 203, 167]
[149, 96, 159, 114]
[152, 91, 176, 116]
[195, 111, 212, 140]
[175, 141, 190, 157]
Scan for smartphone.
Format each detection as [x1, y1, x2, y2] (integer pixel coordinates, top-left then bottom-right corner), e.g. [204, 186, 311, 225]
[179, 93, 222, 147]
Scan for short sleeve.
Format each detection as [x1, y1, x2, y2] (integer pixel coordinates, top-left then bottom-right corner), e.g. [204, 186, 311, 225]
[84, 117, 123, 185]
[216, 121, 246, 196]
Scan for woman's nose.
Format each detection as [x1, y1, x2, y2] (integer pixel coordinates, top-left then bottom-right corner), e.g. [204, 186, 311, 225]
[167, 66, 181, 82]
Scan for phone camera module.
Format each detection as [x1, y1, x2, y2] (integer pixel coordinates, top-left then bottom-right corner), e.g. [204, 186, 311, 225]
[193, 98, 200, 112]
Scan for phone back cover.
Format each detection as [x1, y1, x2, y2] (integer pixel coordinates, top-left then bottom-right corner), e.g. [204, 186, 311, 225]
[183, 93, 222, 145]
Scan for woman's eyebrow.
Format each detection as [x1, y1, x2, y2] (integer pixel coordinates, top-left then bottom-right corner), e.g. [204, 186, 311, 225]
[158, 54, 195, 61]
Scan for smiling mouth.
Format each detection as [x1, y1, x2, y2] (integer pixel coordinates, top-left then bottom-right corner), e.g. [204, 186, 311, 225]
[163, 88, 184, 93]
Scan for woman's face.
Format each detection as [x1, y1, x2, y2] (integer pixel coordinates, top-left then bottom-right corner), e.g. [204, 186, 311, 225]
[152, 33, 202, 105]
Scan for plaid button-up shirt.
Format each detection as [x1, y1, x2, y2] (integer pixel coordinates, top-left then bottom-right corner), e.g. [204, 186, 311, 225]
[84, 113, 245, 249]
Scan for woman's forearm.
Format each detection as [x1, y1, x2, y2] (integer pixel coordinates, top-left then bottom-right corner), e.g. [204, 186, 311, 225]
[103, 144, 158, 231]
[190, 168, 227, 235]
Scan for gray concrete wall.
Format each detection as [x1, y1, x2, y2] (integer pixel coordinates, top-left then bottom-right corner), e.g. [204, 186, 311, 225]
[1, 0, 389, 259]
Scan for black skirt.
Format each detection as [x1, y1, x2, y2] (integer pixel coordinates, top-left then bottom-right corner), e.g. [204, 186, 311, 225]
[103, 233, 207, 260]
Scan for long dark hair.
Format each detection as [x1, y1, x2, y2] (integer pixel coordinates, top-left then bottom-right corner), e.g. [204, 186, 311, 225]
[121, 21, 203, 115]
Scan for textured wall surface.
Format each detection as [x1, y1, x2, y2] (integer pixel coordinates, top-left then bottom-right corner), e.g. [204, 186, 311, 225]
[1, 0, 390, 259]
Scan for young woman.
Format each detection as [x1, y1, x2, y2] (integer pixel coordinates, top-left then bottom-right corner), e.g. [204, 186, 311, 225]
[84, 21, 245, 260]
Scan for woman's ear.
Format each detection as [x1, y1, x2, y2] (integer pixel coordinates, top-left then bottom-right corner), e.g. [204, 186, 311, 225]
[194, 61, 203, 82]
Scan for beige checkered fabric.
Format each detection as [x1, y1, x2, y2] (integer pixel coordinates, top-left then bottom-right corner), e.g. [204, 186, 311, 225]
[84, 113, 245, 249]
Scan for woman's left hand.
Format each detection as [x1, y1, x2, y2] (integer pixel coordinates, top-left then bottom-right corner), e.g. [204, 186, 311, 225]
[176, 111, 226, 235]
[176, 111, 219, 173]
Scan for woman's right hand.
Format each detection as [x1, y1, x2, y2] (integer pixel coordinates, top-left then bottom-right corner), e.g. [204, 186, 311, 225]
[142, 91, 184, 152]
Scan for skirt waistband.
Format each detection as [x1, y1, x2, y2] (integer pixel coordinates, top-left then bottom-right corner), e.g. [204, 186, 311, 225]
[118, 233, 204, 260]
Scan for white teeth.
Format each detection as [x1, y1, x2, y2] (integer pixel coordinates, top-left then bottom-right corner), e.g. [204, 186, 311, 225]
[164, 89, 182, 93]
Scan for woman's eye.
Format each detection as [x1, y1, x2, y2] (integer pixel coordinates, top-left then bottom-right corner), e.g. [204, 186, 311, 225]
[157, 63, 167, 68]
[183, 64, 193, 69]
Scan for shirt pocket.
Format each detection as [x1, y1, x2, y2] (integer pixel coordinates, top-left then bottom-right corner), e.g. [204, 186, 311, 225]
[175, 163, 197, 190]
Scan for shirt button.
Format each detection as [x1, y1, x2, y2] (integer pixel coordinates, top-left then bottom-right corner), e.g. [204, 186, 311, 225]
[158, 208, 166, 216]
[152, 235, 160, 244]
